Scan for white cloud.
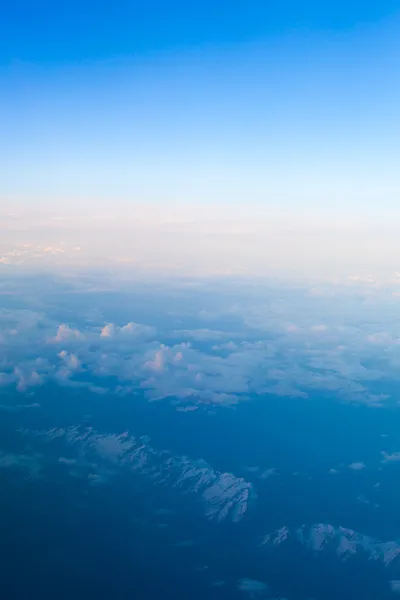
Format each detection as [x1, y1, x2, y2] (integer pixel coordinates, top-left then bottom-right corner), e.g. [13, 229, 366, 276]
[349, 462, 366, 471]
[259, 468, 276, 480]
[144, 347, 168, 372]
[58, 351, 81, 370]
[100, 323, 116, 337]
[54, 324, 85, 343]
[14, 367, 43, 392]
[381, 451, 400, 463]
[101, 321, 156, 340]
[119, 322, 155, 338]
[0, 311, 393, 404]
[2, 279, 400, 406]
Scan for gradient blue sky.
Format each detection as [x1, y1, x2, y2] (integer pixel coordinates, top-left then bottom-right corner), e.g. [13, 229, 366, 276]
[2, 0, 400, 219]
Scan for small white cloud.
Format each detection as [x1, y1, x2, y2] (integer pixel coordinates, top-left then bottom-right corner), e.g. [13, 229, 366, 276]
[349, 462, 366, 471]
[381, 451, 400, 463]
[259, 468, 276, 480]
[176, 405, 199, 412]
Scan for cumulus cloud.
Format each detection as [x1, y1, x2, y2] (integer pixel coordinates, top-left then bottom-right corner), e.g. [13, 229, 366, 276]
[101, 322, 156, 340]
[100, 323, 116, 338]
[14, 367, 43, 392]
[58, 350, 81, 370]
[54, 324, 85, 343]
[0, 309, 394, 405]
[138, 342, 252, 403]
[2, 277, 400, 406]
[119, 322, 156, 338]
[144, 347, 168, 372]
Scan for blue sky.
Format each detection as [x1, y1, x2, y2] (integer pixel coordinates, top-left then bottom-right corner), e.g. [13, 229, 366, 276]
[2, 0, 399, 63]
[1, 0, 400, 219]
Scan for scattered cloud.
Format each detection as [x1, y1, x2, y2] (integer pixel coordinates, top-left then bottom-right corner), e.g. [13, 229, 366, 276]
[1, 276, 400, 408]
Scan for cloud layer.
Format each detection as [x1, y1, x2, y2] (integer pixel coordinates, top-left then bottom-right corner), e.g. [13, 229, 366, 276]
[1, 271, 400, 410]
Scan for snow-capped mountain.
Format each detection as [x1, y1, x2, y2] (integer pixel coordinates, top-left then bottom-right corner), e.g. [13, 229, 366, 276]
[25, 426, 256, 523]
[261, 524, 400, 572]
